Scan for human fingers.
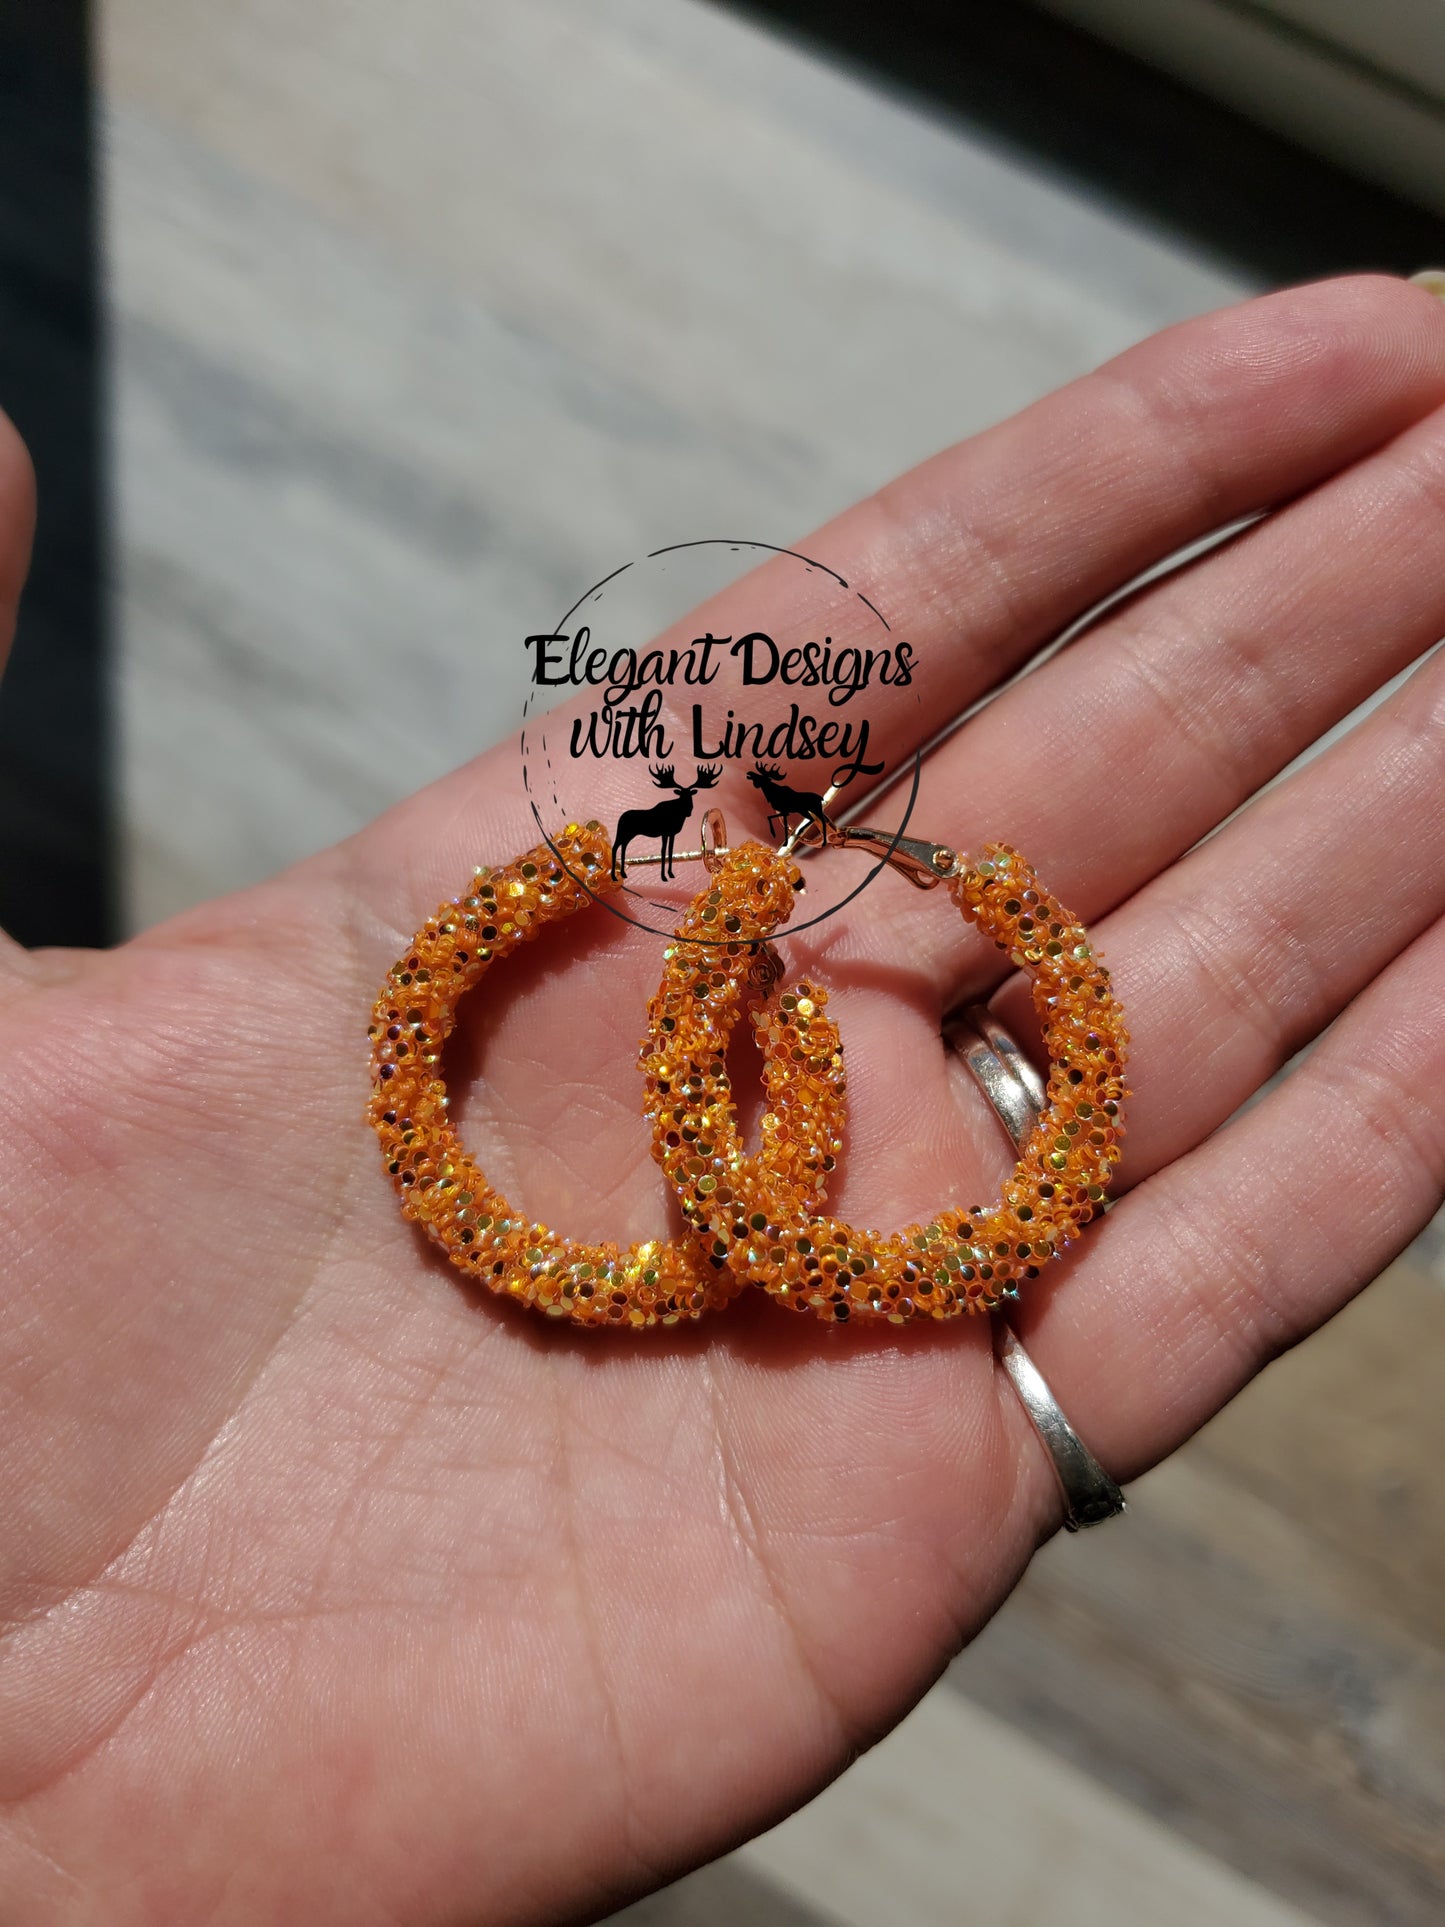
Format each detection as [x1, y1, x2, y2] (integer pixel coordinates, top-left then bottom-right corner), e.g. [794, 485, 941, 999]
[992, 639, 1445, 1192]
[336, 276, 1445, 937]
[1001, 910, 1445, 1498]
[827, 389, 1445, 993]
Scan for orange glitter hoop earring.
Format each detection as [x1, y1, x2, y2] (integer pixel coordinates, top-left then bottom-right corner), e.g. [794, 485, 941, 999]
[367, 820, 847, 1328]
[641, 828, 1127, 1324]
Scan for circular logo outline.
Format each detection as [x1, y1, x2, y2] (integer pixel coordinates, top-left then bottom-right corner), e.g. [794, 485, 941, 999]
[518, 539, 923, 946]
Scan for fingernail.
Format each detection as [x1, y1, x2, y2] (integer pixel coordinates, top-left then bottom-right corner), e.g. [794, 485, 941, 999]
[1408, 269, 1445, 300]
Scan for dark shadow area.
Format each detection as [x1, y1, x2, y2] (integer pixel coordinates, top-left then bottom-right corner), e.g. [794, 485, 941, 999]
[0, 1, 110, 947]
[722, 0, 1445, 282]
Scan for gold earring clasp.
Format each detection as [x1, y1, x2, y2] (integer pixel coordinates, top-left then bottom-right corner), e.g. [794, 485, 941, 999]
[615, 800, 957, 891]
[794, 819, 959, 889]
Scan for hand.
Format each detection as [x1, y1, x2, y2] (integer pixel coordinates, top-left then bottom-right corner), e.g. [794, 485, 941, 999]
[3, 276, 1444, 1926]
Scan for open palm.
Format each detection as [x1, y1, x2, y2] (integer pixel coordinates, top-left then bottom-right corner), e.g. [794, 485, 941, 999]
[3, 277, 1445, 1926]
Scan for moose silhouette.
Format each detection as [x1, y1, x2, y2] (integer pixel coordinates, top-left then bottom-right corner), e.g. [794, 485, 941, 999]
[745, 763, 843, 845]
[611, 764, 722, 881]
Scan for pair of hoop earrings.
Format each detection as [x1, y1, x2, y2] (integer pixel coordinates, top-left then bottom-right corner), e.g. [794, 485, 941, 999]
[367, 812, 1127, 1331]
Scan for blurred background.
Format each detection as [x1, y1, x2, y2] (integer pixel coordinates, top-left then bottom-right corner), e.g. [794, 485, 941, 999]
[2, 2, 1443, 1921]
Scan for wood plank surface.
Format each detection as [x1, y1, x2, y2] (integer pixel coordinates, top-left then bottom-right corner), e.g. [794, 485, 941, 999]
[738, 1686, 1320, 1927]
[98, 0, 1244, 928]
[953, 1261, 1445, 1927]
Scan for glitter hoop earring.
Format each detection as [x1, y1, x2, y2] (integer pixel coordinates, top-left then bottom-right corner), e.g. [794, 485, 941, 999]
[367, 819, 847, 1328]
[641, 828, 1127, 1324]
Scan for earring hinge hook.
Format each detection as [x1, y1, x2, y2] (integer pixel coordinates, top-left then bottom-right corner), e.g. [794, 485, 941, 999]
[619, 807, 959, 889]
[785, 817, 957, 888]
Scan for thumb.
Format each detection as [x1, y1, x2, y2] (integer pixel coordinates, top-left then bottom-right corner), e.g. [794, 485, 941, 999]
[0, 409, 41, 974]
[0, 408, 36, 677]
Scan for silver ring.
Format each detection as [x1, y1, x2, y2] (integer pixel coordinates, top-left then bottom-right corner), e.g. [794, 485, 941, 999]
[945, 1004, 1126, 1531]
[942, 1004, 1045, 1151]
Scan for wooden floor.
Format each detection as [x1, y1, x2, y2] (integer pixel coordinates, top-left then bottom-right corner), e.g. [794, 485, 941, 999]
[96, 3, 1445, 1921]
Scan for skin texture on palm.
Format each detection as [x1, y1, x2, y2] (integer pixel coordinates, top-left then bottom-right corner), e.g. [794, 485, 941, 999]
[1, 277, 1444, 1924]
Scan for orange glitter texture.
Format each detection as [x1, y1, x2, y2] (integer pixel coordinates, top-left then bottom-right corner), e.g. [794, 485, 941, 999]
[641, 840, 1128, 1323]
[367, 821, 847, 1327]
